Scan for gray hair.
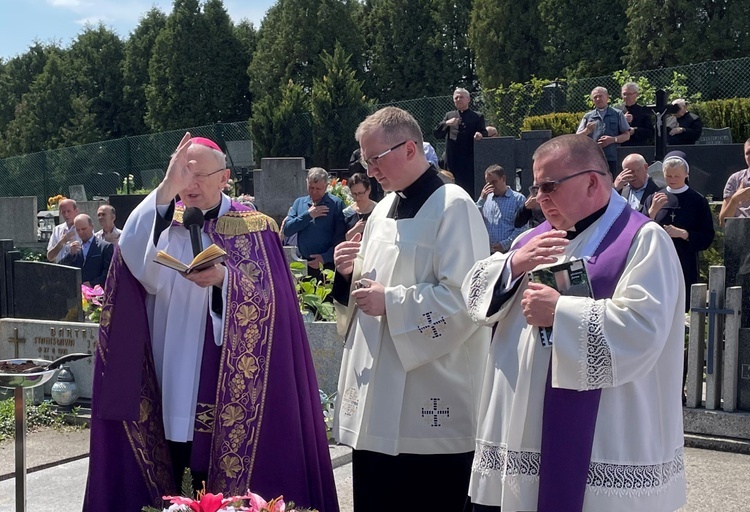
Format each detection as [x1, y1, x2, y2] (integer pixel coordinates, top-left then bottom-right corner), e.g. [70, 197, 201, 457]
[591, 86, 609, 96]
[307, 167, 329, 183]
[355, 106, 424, 147]
[623, 82, 639, 93]
[672, 98, 687, 109]
[454, 87, 470, 99]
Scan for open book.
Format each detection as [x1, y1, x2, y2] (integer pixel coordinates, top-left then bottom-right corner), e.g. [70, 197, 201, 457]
[530, 258, 592, 347]
[153, 244, 227, 274]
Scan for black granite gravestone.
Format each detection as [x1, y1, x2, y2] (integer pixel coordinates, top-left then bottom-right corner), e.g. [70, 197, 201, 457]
[108, 194, 148, 229]
[474, 137, 516, 199]
[697, 127, 732, 145]
[13, 261, 83, 321]
[724, 218, 750, 329]
[0, 239, 14, 317]
[737, 329, 750, 411]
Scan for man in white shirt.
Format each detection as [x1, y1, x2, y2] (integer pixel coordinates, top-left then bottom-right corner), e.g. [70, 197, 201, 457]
[46, 198, 81, 262]
[462, 134, 686, 512]
[94, 204, 121, 243]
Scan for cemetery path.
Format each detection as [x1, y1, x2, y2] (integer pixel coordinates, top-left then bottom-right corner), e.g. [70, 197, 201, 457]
[0, 429, 746, 511]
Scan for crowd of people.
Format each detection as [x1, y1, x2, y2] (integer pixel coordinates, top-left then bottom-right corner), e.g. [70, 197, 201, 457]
[57, 80, 750, 512]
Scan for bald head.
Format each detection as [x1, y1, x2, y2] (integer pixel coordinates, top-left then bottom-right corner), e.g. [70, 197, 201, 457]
[621, 153, 649, 189]
[73, 214, 94, 243]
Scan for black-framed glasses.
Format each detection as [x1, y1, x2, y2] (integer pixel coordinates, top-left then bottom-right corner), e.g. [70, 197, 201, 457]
[360, 140, 410, 169]
[192, 167, 227, 182]
[530, 169, 607, 196]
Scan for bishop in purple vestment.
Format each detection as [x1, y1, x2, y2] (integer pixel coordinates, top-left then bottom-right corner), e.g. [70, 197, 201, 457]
[83, 135, 338, 512]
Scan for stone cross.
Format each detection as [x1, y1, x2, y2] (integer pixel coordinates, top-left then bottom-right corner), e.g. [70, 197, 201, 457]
[7, 328, 25, 359]
[691, 289, 734, 375]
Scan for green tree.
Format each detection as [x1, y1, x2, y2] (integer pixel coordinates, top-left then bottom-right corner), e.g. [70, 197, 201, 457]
[3, 53, 73, 156]
[469, 0, 547, 89]
[122, 8, 168, 135]
[538, 0, 626, 78]
[624, 0, 750, 70]
[146, 0, 212, 131]
[248, 0, 363, 102]
[249, 79, 312, 163]
[67, 24, 126, 141]
[203, 0, 253, 123]
[311, 44, 372, 169]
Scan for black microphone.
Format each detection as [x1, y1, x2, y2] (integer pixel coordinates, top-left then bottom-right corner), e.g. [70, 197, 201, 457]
[183, 207, 205, 257]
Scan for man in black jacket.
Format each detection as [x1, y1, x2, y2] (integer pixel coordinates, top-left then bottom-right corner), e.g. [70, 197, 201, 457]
[619, 82, 654, 147]
[60, 214, 113, 287]
[667, 99, 703, 145]
[434, 88, 488, 196]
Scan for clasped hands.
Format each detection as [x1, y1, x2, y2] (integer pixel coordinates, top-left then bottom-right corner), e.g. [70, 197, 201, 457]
[334, 233, 385, 316]
[512, 230, 567, 327]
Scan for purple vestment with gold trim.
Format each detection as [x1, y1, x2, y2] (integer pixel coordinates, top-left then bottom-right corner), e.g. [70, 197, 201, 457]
[83, 202, 339, 512]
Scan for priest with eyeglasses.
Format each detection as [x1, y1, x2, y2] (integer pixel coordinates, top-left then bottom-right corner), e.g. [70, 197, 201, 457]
[461, 134, 687, 512]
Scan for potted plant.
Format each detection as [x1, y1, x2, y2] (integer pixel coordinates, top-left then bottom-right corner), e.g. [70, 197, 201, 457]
[289, 261, 335, 322]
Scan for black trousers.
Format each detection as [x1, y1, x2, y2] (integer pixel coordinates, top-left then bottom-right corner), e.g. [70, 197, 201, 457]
[352, 449, 473, 512]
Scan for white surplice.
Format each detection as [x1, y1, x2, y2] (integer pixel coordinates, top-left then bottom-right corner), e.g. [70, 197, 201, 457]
[119, 191, 229, 442]
[334, 183, 491, 455]
[461, 196, 687, 512]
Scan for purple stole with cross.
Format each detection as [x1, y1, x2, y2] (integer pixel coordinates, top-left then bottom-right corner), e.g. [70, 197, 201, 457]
[512, 201, 650, 511]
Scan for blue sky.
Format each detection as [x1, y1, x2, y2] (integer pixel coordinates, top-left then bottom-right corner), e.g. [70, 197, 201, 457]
[0, 0, 275, 61]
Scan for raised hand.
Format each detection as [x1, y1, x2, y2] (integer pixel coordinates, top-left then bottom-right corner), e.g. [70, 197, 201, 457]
[157, 132, 193, 204]
[510, 230, 568, 279]
[334, 233, 361, 277]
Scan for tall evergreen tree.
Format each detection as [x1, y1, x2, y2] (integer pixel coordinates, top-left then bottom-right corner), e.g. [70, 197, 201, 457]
[3, 53, 73, 156]
[67, 24, 126, 141]
[310, 44, 372, 169]
[122, 8, 167, 135]
[145, 0, 212, 131]
[203, 0, 253, 123]
[538, 0, 626, 78]
[248, 0, 363, 102]
[469, 0, 547, 89]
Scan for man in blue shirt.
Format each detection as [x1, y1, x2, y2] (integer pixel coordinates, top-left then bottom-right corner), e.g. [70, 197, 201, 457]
[476, 165, 528, 253]
[577, 86, 631, 177]
[284, 167, 346, 278]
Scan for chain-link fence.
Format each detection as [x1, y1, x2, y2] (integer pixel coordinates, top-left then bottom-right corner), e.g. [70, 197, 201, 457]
[3, 56, 750, 208]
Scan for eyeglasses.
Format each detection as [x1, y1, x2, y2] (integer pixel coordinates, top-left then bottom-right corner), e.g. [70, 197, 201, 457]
[192, 168, 226, 182]
[360, 140, 409, 169]
[530, 169, 607, 196]
[622, 91, 637, 96]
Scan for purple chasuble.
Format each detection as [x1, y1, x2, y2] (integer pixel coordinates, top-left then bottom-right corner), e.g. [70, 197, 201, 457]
[512, 204, 650, 512]
[83, 202, 339, 512]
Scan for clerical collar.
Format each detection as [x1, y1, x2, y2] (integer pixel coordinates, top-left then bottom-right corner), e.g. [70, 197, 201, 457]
[389, 165, 445, 220]
[666, 185, 689, 194]
[565, 203, 608, 240]
[202, 201, 222, 220]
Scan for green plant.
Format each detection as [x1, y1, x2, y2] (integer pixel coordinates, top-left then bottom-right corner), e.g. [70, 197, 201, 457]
[289, 261, 335, 321]
[20, 248, 45, 261]
[521, 112, 584, 137]
[0, 398, 70, 441]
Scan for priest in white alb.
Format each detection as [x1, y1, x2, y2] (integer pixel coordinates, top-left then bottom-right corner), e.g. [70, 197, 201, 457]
[461, 134, 687, 512]
[332, 106, 491, 511]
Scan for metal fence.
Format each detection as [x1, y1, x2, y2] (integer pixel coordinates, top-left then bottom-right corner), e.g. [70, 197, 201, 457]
[2, 56, 750, 209]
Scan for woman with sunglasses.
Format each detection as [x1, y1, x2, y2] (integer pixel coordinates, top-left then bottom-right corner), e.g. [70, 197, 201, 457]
[344, 172, 378, 240]
[643, 151, 714, 311]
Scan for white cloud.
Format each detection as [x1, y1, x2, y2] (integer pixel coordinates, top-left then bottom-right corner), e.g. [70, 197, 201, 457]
[48, 0, 84, 7]
[75, 15, 110, 26]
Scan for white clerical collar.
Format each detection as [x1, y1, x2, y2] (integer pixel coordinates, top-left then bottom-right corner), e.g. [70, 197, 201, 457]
[666, 185, 689, 194]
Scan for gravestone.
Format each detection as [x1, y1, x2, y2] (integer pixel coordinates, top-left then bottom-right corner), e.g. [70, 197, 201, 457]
[0, 196, 38, 245]
[696, 127, 732, 145]
[737, 329, 750, 411]
[253, 158, 308, 226]
[77, 200, 107, 225]
[13, 261, 83, 322]
[724, 218, 750, 328]
[0, 318, 96, 399]
[305, 321, 343, 395]
[68, 185, 87, 203]
[108, 194, 148, 229]
[226, 140, 255, 167]
[0, 240, 16, 317]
